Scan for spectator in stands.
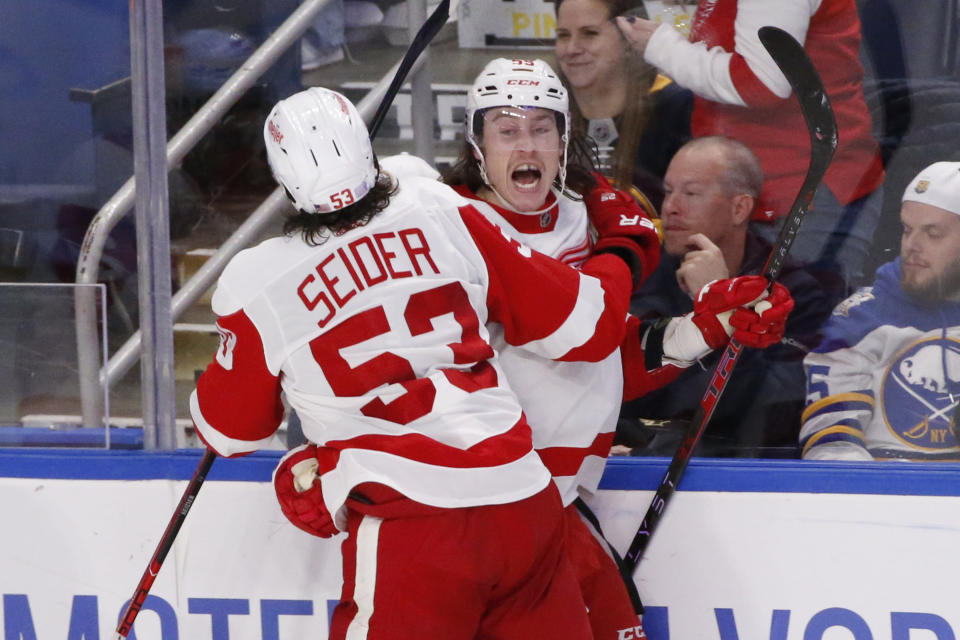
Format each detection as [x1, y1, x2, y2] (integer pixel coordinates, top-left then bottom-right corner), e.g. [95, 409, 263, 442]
[553, 0, 693, 211]
[801, 161, 960, 461]
[300, 0, 345, 70]
[615, 0, 886, 293]
[622, 136, 834, 457]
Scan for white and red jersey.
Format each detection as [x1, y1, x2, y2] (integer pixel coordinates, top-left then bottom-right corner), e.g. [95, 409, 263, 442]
[451, 185, 625, 504]
[644, 0, 884, 220]
[191, 177, 632, 523]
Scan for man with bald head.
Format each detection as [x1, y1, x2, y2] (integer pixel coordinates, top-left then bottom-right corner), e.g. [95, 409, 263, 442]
[621, 136, 836, 457]
[801, 162, 960, 461]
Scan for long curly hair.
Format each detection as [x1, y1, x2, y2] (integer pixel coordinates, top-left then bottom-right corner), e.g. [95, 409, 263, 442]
[552, 0, 658, 190]
[282, 172, 397, 245]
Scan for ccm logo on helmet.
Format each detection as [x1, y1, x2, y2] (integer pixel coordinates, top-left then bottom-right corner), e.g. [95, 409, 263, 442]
[506, 79, 540, 86]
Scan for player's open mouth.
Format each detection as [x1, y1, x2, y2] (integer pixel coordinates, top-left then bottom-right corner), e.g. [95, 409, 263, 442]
[511, 164, 542, 192]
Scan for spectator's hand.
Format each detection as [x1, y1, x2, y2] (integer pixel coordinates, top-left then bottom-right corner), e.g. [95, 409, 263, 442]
[676, 233, 729, 296]
[586, 172, 661, 290]
[273, 443, 339, 538]
[615, 15, 661, 54]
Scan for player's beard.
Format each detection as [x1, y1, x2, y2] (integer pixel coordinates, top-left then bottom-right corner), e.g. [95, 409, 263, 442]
[902, 258, 960, 304]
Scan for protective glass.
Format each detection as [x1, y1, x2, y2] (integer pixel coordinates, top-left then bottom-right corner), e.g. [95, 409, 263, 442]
[480, 107, 563, 152]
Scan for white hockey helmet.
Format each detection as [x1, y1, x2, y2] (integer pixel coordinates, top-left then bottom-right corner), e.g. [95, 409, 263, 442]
[466, 57, 569, 142]
[465, 58, 571, 211]
[264, 87, 377, 214]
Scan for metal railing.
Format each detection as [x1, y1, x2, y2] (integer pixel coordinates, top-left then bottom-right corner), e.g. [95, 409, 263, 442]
[75, 0, 435, 445]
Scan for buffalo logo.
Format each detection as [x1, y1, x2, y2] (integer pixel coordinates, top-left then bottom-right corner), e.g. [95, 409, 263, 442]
[915, 179, 930, 194]
[882, 337, 960, 449]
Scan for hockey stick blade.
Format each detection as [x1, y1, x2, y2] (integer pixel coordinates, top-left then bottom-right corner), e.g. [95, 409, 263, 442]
[622, 26, 837, 574]
[368, 0, 450, 140]
[113, 449, 216, 639]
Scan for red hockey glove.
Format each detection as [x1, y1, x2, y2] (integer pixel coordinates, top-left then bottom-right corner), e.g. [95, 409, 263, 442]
[273, 444, 339, 538]
[729, 280, 794, 348]
[693, 275, 793, 349]
[585, 172, 660, 290]
[659, 276, 794, 366]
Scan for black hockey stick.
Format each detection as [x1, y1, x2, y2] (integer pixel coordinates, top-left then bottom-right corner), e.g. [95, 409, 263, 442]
[622, 26, 838, 574]
[113, 6, 451, 638]
[368, 0, 450, 139]
[113, 449, 215, 639]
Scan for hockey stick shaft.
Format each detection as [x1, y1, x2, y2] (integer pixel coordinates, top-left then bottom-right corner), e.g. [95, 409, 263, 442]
[113, 6, 452, 638]
[113, 448, 216, 639]
[368, 0, 450, 139]
[622, 26, 838, 574]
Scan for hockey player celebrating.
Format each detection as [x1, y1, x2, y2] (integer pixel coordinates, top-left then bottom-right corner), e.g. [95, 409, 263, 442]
[260, 76, 792, 638]
[801, 161, 960, 461]
[190, 86, 641, 639]
[439, 57, 795, 639]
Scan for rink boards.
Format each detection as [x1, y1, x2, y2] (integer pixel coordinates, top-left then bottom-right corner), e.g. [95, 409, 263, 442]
[0, 450, 958, 640]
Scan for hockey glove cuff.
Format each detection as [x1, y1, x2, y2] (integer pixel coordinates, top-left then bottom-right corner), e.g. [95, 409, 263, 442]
[586, 172, 660, 291]
[660, 313, 714, 367]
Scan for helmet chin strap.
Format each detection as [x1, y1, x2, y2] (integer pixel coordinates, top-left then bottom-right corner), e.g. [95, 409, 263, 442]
[469, 137, 569, 217]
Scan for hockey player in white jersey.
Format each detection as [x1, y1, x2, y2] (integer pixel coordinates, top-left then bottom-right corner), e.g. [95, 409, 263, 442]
[191, 86, 645, 639]
[801, 161, 960, 461]
[439, 57, 795, 639]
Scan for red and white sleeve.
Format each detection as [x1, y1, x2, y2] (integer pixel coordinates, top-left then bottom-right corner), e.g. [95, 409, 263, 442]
[191, 307, 285, 457]
[458, 204, 632, 363]
[645, 0, 817, 106]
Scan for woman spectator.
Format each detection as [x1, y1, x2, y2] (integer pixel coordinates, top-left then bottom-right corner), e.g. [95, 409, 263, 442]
[554, 0, 693, 211]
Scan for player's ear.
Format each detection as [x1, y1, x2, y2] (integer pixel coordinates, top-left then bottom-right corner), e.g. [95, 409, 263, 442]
[731, 193, 755, 225]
